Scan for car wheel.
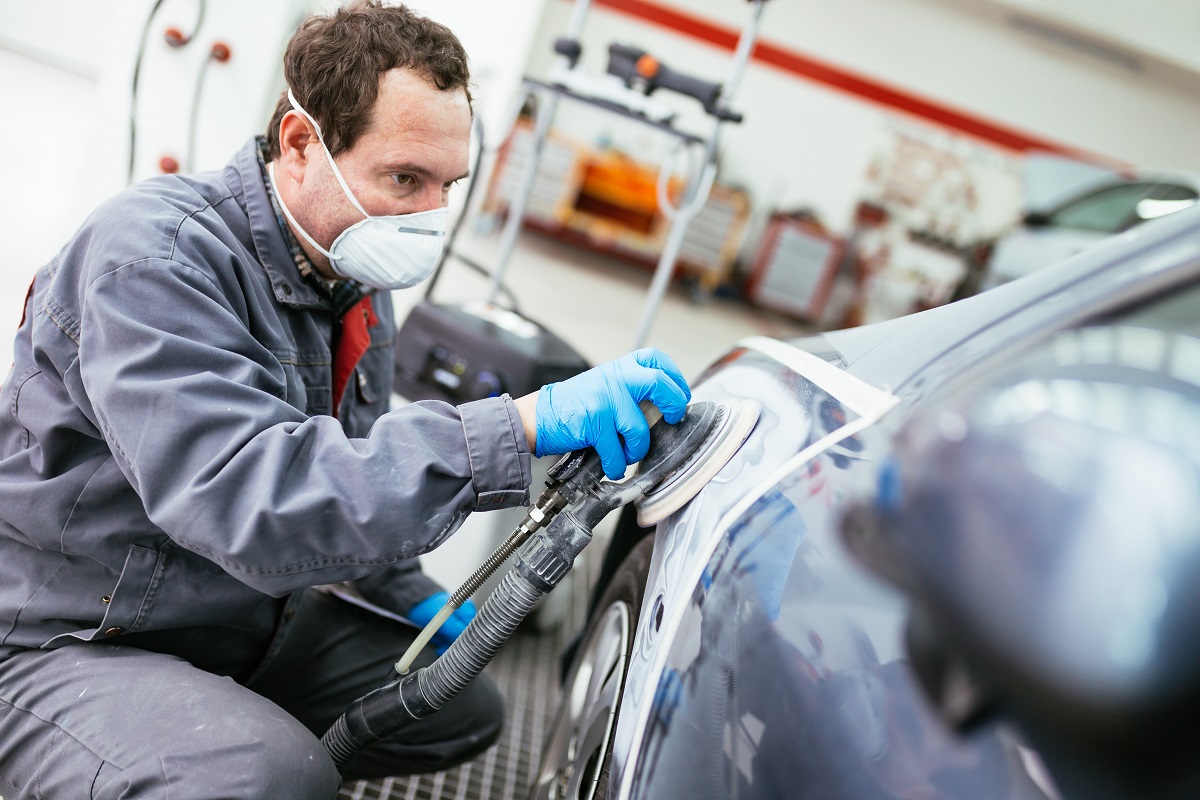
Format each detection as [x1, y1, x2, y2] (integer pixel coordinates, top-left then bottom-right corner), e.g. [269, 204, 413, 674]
[529, 535, 654, 800]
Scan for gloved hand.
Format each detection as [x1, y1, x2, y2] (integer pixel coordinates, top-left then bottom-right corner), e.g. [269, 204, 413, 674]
[535, 348, 692, 480]
[408, 592, 477, 655]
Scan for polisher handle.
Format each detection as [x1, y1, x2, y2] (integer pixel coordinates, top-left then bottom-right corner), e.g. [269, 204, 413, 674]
[639, 398, 665, 429]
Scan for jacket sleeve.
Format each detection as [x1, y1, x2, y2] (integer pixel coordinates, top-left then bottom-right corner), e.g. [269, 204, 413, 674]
[75, 257, 532, 595]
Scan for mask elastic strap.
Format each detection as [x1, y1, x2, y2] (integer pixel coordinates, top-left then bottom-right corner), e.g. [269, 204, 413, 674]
[287, 89, 372, 221]
[267, 161, 339, 261]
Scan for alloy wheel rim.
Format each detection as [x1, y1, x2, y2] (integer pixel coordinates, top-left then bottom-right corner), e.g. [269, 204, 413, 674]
[535, 601, 631, 800]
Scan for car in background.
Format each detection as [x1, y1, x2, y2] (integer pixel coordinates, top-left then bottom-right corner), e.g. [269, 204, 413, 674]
[529, 203, 1200, 800]
[978, 172, 1198, 291]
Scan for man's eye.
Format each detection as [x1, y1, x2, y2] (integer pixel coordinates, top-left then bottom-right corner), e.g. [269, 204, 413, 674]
[392, 174, 416, 187]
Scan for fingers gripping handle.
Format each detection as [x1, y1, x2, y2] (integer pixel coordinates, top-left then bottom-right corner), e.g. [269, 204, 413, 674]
[534, 348, 691, 480]
[640, 398, 664, 428]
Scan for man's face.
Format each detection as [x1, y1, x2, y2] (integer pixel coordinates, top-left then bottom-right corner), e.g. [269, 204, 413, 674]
[286, 67, 472, 279]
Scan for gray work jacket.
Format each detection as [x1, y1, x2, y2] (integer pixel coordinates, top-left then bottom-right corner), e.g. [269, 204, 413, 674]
[0, 138, 532, 660]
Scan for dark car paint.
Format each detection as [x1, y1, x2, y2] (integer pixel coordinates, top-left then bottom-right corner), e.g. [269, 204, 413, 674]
[624, 352, 1054, 800]
[880, 288, 1200, 799]
[597, 205, 1200, 800]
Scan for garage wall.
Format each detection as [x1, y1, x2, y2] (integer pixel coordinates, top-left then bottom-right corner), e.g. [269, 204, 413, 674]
[404, 0, 547, 151]
[959, 0, 1200, 76]
[519, 0, 1200, 239]
[0, 0, 551, 371]
[4, 0, 1196, 302]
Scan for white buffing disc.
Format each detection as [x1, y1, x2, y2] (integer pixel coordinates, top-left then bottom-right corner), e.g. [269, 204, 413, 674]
[635, 398, 761, 526]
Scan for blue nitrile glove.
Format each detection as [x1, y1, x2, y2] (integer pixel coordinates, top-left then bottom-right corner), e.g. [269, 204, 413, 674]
[408, 592, 477, 655]
[535, 348, 692, 480]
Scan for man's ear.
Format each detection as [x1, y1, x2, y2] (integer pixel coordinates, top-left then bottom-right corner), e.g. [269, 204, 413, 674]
[277, 111, 317, 183]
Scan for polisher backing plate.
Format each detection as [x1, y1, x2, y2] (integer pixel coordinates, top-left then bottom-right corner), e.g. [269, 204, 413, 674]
[635, 397, 761, 526]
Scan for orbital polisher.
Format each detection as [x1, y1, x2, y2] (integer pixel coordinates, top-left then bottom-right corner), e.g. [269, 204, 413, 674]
[321, 398, 760, 771]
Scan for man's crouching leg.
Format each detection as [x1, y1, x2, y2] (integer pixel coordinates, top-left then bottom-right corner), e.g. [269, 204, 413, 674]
[246, 588, 506, 781]
[338, 656, 505, 780]
[0, 643, 341, 800]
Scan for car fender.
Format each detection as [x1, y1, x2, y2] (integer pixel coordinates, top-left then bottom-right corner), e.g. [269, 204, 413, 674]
[611, 337, 899, 800]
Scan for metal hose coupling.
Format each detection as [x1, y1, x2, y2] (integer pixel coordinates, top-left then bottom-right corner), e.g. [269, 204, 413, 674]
[321, 508, 595, 772]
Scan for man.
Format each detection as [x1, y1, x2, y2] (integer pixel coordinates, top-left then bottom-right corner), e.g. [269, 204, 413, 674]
[0, 3, 690, 797]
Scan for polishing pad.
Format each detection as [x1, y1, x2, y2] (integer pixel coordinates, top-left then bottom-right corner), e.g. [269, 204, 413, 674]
[635, 398, 761, 526]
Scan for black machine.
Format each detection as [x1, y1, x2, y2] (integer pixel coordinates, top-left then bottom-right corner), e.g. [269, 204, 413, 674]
[393, 301, 588, 404]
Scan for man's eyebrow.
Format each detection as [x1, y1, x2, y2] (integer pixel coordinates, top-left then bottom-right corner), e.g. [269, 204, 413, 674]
[385, 163, 470, 182]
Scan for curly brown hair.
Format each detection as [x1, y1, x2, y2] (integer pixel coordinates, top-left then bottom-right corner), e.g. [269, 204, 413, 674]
[265, 0, 471, 160]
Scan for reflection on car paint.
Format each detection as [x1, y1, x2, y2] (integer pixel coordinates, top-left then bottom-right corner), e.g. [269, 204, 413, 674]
[887, 320, 1200, 714]
[632, 421, 1054, 800]
[613, 341, 901, 799]
[612, 335, 1059, 799]
[567, 207, 1200, 800]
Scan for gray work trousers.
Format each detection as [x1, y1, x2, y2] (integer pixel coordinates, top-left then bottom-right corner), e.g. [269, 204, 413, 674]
[0, 588, 504, 799]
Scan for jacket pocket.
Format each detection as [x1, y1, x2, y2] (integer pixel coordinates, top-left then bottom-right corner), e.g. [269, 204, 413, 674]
[42, 544, 164, 647]
[305, 384, 331, 416]
[343, 344, 392, 436]
[6, 365, 41, 449]
[358, 325, 393, 407]
[354, 366, 380, 405]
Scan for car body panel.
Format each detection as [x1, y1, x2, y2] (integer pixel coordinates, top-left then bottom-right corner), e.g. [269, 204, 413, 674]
[629, 418, 1054, 799]
[617, 349, 1053, 800]
[876, 285, 1200, 799]
[614, 343, 898, 798]
[604, 204, 1200, 800]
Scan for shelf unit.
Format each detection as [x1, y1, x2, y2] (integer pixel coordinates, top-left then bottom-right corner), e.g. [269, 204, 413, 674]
[745, 215, 845, 322]
[484, 120, 750, 293]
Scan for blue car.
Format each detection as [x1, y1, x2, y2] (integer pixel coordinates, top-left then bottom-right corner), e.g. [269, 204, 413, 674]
[530, 203, 1200, 800]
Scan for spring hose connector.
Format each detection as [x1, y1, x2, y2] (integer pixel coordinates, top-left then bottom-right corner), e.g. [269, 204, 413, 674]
[448, 483, 567, 607]
[395, 480, 580, 676]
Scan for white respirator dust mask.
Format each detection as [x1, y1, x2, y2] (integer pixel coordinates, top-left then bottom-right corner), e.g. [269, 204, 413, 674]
[268, 89, 447, 290]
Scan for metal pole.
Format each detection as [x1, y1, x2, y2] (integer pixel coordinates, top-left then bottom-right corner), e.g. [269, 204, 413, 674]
[720, 0, 766, 107]
[629, 0, 766, 348]
[630, 172, 709, 348]
[487, 0, 595, 304]
[486, 94, 558, 304]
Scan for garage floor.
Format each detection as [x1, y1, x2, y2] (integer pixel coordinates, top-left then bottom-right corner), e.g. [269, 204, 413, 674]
[338, 227, 809, 799]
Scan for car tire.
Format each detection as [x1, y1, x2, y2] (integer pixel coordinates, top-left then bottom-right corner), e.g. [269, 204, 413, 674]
[529, 535, 654, 800]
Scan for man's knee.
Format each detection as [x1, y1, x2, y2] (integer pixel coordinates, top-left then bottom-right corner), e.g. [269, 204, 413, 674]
[234, 721, 344, 800]
[345, 671, 506, 779]
[0, 645, 343, 800]
[95, 707, 342, 799]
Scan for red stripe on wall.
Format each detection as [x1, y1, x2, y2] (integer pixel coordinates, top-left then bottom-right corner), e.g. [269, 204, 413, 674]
[592, 0, 1125, 168]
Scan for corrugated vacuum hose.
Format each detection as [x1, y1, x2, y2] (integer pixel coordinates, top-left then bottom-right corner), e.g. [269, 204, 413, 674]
[322, 508, 592, 770]
[320, 399, 758, 773]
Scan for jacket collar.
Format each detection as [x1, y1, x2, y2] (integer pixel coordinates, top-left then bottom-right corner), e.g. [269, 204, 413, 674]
[226, 137, 337, 310]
